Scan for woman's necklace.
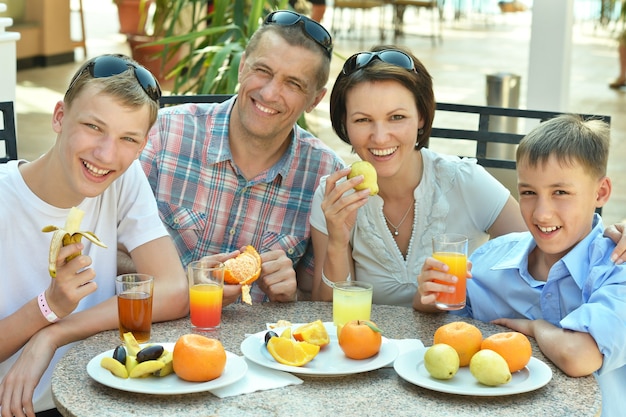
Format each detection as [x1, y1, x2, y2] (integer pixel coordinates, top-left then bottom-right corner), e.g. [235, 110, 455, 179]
[383, 198, 414, 237]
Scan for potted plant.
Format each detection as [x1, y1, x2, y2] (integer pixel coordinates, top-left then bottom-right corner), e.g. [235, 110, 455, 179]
[113, 0, 153, 36]
[149, 0, 289, 94]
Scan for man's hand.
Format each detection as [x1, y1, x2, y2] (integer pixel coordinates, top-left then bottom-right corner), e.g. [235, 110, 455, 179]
[256, 250, 297, 302]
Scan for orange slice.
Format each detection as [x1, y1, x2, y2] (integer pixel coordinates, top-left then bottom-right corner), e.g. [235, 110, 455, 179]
[266, 336, 320, 367]
[293, 320, 330, 347]
[223, 245, 262, 304]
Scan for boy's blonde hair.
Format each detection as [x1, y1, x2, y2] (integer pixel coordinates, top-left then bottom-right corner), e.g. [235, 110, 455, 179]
[64, 54, 160, 128]
[516, 114, 610, 179]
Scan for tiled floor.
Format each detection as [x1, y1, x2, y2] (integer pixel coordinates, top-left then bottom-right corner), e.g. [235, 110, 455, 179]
[12, 1, 626, 225]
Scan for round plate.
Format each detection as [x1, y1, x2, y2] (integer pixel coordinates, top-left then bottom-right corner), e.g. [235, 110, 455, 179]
[394, 347, 552, 396]
[87, 342, 248, 394]
[241, 322, 399, 377]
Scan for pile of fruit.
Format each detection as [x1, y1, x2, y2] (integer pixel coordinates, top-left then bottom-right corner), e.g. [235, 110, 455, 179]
[423, 321, 532, 386]
[264, 319, 383, 366]
[100, 332, 226, 382]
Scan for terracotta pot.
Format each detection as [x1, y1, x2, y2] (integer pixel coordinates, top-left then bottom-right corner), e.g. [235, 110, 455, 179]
[128, 35, 179, 86]
[115, 0, 153, 35]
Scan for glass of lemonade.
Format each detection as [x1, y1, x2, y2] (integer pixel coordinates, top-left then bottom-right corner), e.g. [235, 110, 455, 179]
[115, 274, 154, 343]
[333, 281, 373, 331]
[187, 259, 224, 331]
[432, 233, 468, 311]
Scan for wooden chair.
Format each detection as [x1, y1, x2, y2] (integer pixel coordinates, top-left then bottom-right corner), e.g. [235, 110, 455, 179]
[391, 0, 443, 46]
[331, 0, 387, 46]
[0, 101, 17, 164]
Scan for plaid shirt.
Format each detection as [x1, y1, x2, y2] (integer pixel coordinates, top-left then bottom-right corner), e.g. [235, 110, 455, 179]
[140, 96, 345, 303]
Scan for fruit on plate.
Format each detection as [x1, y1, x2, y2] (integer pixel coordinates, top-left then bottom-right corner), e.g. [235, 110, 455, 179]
[347, 161, 379, 196]
[469, 349, 512, 386]
[433, 321, 483, 367]
[223, 245, 262, 305]
[173, 334, 227, 382]
[423, 344, 460, 380]
[481, 332, 532, 373]
[101, 332, 174, 379]
[338, 320, 382, 360]
[266, 335, 320, 367]
[41, 206, 107, 277]
[293, 320, 330, 347]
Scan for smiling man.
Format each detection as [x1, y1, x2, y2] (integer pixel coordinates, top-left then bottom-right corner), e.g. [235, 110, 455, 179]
[130, 10, 344, 305]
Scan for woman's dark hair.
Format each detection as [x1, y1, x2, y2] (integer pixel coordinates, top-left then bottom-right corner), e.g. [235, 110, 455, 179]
[329, 44, 435, 150]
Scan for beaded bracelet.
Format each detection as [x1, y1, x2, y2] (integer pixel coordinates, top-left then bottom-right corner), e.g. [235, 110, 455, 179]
[38, 291, 60, 323]
[321, 271, 351, 288]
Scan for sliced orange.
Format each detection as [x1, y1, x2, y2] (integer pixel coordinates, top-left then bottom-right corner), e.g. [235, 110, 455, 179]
[266, 336, 320, 367]
[293, 320, 330, 347]
[223, 245, 262, 304]
[280, 327, 292, 339]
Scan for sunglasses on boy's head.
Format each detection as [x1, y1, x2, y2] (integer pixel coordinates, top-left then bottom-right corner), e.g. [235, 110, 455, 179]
[263, 10, 333, 58]
[342, 49, 417, 75]
[66, 55, 162, 102]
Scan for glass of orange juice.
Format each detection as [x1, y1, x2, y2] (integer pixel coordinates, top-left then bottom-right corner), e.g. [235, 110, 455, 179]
[333, 281, 373, 334]
[432, 233, 468, 311]
[187, 259, 224, 331]
[115, 274, 154, 343]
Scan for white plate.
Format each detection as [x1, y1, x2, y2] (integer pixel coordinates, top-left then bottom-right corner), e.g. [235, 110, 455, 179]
[394, 347, 553, 396]
[240, 322, 399, 376]
[87, 342, 248, 394]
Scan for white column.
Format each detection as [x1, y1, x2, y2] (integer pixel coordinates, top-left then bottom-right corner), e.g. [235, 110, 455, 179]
[0, 3, 21, 102]
[526, 0, 574, 112]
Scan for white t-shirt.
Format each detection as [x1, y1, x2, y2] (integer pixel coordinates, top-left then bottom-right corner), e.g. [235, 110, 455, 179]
[310, 148, 510, 307]
[0, 159, 167, 412]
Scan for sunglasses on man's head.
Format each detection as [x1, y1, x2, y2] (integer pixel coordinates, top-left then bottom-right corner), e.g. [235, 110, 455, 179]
[263, 10, 333, 58]
[66, 55, 162, 102]
[342, 49, 417, 75]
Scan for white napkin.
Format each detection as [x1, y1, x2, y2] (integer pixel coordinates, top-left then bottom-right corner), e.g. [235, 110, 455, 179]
[384, 339, 424, 367]
[209, 358, 303, 398]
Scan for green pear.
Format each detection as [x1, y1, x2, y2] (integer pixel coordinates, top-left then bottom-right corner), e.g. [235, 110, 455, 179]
[348, 161, 379, 196]
[423, 343, 460, 380]
[469, 349, 512, 386]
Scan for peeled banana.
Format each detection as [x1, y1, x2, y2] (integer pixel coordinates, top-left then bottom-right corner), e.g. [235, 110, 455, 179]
[42, 206, 107, 278]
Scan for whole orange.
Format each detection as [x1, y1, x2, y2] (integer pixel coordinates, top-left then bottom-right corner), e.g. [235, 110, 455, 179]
[433, 321, 483, 367]
[173, 334, 226, 382]
[338, 320, 382, 360]
[481, 332, 532, 373]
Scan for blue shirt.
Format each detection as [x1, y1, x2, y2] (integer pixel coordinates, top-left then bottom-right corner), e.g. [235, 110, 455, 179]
[456, 215, 626, 417]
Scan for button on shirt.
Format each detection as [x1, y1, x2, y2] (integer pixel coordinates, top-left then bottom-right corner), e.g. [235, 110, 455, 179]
[140, 97, 345, 303]
[455, 215, 626, 417]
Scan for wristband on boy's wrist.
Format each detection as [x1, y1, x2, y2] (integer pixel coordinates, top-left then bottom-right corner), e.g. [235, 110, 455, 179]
[38, 291, 60, 323]
[321, 271, 351, 288]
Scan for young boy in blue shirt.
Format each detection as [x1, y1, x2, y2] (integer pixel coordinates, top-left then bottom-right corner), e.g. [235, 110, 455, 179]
[416, 114, 626, 417]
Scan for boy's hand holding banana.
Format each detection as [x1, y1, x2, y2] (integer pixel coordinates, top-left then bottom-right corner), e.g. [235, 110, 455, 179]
[42, 207, 107, 278]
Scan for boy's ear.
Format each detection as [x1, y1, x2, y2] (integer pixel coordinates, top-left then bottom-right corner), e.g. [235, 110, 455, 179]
[595, 176, 612, 208]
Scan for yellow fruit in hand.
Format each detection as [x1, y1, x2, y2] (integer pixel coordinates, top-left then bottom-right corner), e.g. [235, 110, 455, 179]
[348, 161, 379, 196]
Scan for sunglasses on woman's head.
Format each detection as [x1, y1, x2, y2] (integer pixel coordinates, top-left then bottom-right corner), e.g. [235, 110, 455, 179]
[342, 49, 417, 75]
[264, 10, 333, 58]
[66, 55, 162, 102]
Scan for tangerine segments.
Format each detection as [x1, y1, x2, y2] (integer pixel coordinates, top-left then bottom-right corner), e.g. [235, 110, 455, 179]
[293, 320, 330, 347]
[266, 336, 320, 367]
[223, 245, 262, 304]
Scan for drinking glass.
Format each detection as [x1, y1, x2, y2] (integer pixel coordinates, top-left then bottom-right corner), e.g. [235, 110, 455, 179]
[332, 281, 373, 334]
[432, 233, 468, 310]
[187, 259, 224, 331]
[115, 273, 154, 343]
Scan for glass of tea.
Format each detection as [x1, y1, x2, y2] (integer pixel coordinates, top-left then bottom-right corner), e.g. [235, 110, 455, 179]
[115, 273, 154, 343]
